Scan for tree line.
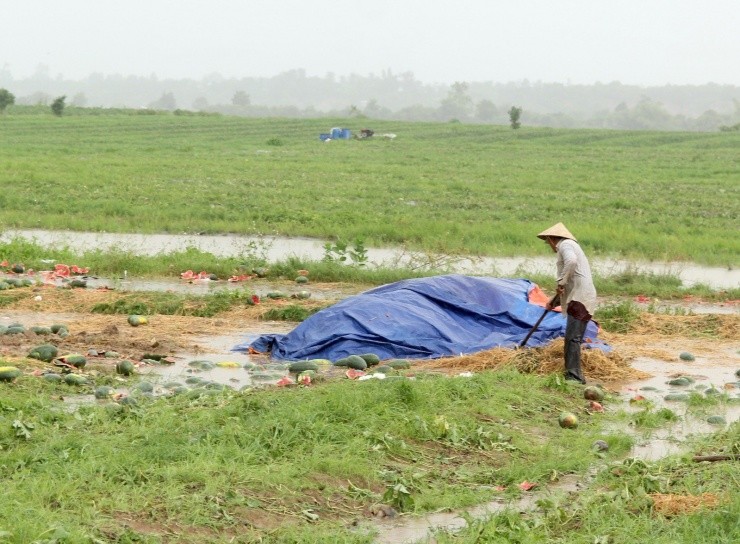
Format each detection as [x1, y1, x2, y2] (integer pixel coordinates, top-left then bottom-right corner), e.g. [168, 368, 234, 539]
[1, 67, 738, 131]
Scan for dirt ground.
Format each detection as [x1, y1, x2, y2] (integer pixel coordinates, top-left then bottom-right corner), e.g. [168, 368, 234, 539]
[1, 285, 738, 387]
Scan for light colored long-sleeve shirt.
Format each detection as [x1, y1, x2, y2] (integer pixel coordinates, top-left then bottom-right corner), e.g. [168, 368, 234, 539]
[556, 239, 597, 316]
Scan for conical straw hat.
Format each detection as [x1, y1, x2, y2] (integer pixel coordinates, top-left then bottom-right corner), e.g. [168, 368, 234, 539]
[537, 222, 577, 241]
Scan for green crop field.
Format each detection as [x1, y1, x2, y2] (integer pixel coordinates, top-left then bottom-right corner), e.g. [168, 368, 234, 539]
[1, 111, 738, 266]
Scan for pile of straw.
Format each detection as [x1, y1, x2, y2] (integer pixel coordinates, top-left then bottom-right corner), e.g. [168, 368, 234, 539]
[415, 339, 649, 383]
[631, 313, 738, 339]
[650, 493, 723, 516]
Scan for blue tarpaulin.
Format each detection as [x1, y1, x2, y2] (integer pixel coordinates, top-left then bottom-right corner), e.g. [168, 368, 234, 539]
[236, 275, 604, 361]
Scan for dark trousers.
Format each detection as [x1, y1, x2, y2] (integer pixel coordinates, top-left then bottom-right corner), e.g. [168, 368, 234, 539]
[564, 301, 590, 384]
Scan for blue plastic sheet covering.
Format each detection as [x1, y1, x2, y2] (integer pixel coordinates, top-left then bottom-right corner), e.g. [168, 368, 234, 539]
[236, 275, 605, 361]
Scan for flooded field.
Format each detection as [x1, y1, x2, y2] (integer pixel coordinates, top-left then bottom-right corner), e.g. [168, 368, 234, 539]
[1, 273, 737, 544]
[3, 228, 738, 289]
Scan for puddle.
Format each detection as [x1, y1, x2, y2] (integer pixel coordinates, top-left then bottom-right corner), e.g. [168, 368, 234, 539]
[0, 271, 362, 301]
[131, 325, 295, 391]
[3, 229, 737, 290]
[617, 356, 740, 461]
[370, 473, 588, 544]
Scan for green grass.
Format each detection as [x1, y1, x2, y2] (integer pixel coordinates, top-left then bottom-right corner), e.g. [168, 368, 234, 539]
[431, 423, 740, 544]
[1, 112, 738, 267]
[0, 367, 631, 543]
[89, 289, 258, 318]
[1, 237, 737, 302]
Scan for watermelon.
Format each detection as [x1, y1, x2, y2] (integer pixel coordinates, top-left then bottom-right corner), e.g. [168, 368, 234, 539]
[28, 344, 59, 362]
[333, 355, 367, 370]
[345, 369, 366, 380]
[0, 366, 22, 382]
[132, 381, 154, 393]
[584, 386, 605, 401]
[188, 360, 215, 371]
[215, 361, 241, 368]
[706, 415, 726, 425]
[11, 263, 24, 274]
[294, 290, 311, 299]
[679, 352, 695, 361]
[127, 315, 148, 327]
[42, 372, 63, 383]
[59, 354, 87, 369]
[116, 360, 136, 376]
[50, 324, 67, 334]
[64, 374, 89, 386]
[288, 360, 320, 373]
[94, 386, 115, 399]
[359, 353, 381, 367]
[295, 275, 309, 284]
[31, 326, 52, 335]
[668, 377, 691, 386]
[558, 412, 579, 429]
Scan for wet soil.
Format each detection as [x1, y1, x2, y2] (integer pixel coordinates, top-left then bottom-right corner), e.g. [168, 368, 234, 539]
[2, 282, 738, 544]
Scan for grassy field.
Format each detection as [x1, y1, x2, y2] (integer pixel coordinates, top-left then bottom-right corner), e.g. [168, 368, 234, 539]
[3, 355, 737, 544]
[1, 111, 738, 267]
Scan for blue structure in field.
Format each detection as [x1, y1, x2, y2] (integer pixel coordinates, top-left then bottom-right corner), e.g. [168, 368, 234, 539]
[319, 127, 351, 140]
[236, 275, 606, 362]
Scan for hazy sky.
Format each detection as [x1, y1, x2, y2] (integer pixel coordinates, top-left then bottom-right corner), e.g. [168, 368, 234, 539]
[3, 0, 739, 85]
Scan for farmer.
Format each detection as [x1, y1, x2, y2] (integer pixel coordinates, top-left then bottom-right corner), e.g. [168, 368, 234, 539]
[538, 223, 597, 384]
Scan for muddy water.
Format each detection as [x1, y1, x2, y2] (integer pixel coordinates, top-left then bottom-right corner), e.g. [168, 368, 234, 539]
[3, 229, 738, 290]
[137, 327, 293, 391]
[370, 473, 589, 544]
[617, 355, 740, 461]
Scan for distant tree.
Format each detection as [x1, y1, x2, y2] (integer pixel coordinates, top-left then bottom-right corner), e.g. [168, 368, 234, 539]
[348, 104, 365, 118]
[70, 92, 88, 107]
[21, 91, 51, 106]
[232, 91, 251, 107]
[149, 92, 177, 110]
[192, 96, 209, 110]
[508, 106, 522, 129]
[0, 88, 15, 113]
[475, 99, 498, 123]
[363, 99, 391, 119]
[438, 81, 473, 121]
[51, 95, 66, 117]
